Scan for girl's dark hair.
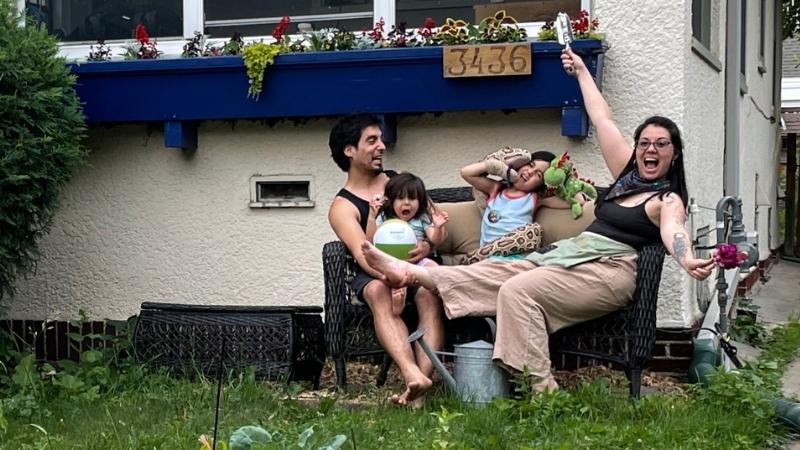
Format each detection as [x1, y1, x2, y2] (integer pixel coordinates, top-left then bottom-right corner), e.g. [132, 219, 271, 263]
[380, 172, 431, 220]
[600, 116, 688, 206]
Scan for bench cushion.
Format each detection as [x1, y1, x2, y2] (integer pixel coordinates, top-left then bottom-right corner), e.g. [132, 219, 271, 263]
[435, 200, 596, 265]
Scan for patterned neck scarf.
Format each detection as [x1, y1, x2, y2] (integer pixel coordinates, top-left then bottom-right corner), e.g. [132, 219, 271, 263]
[605, 169, 670, 201]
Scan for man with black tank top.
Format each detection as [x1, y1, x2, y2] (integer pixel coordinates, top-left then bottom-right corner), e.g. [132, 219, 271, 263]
[327, 114, 443, 406]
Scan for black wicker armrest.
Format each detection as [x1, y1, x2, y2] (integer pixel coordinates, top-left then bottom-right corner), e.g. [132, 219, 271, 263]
[428, 186, 474, 203]
[322, 241, 356, 361]
[629, 243, 667, 367]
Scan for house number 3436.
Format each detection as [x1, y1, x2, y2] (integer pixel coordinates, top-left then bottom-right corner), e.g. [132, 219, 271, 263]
[443, 43, 532, 78]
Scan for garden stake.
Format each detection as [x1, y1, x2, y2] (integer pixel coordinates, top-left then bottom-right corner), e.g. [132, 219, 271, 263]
[213, 335, 226, 450]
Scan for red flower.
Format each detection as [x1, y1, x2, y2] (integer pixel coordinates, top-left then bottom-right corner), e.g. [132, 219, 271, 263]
[135, 23, 149, 44]
[570, 9, 598, 35]
[419, 17, 435, 38]
[369, 18, 385, 41]
[272, 16, 291, 40]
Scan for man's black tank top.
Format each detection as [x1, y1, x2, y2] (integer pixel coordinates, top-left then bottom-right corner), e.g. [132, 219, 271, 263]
[335, 170, 397, 232]
[585, 192, 663, 250]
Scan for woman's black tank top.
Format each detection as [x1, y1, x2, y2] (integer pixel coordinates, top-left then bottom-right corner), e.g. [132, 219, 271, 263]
[585, 192, 662, 250]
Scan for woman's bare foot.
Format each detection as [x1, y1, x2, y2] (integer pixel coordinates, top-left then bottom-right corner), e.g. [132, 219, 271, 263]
[390, 376, 433, 406]
[532, 375, 559, 393]
[362, 241, 415, 288]
[390, 288, 406, 315]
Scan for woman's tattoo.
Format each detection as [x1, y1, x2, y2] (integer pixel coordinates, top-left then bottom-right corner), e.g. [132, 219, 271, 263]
[672, 232, 687, 261]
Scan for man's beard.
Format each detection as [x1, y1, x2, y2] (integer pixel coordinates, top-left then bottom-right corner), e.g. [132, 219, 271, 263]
[371, 163, 383, 174]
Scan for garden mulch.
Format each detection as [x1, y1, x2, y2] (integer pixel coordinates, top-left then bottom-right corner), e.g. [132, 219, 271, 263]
[292, 359, 686, 408]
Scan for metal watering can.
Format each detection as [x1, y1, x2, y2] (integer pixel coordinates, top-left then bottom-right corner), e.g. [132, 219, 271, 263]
[409, 320, 509, 404]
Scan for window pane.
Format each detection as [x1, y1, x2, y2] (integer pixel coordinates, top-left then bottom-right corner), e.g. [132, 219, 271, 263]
[691, 0, 702, 41]
[204, 0, 373, 38]
[26, 0, 182, 43]
[740, 0, 746, 74]
[396, 0, 580, 28]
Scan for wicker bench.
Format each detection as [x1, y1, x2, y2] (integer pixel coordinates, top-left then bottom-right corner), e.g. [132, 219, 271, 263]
[323, 186, 665, 397]
[133, 302, 326, 388]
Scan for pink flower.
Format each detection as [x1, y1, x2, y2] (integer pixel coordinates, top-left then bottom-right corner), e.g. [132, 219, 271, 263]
[715, 243, 746, 269]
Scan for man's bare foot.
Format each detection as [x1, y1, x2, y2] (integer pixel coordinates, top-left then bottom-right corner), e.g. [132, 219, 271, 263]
[362, 241, 414, 288]
[390, 377, 433, 406]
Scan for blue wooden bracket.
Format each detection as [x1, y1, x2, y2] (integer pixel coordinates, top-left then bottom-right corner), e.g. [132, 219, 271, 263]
[164, 121, 198, 150]
[378, 114, 397, 144]
[561, 106, 589, 137]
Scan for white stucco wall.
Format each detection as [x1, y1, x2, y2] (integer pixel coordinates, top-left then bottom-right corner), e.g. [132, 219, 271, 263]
[7, 2, 780, 331]
[681, 0, 727, 327]
[11, 111, 606, 320]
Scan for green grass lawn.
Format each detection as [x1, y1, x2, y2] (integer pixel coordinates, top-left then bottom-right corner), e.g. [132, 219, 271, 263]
[2, 320, 799, 450]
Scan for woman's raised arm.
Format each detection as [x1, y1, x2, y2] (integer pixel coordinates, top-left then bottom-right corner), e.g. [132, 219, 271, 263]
[561, 48, 633, 179]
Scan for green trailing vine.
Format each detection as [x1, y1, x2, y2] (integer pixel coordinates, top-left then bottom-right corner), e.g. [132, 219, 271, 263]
[242, 42, 285, 100]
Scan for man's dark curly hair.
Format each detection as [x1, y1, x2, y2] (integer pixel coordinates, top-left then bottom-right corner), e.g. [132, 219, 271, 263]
[329, 114, 383, 172]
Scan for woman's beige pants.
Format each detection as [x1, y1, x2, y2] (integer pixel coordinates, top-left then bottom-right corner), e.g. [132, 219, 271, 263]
[428, 255, 637, 378]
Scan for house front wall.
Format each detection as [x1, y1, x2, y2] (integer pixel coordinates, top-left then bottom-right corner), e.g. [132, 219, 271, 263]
[8, 2, 779, 330]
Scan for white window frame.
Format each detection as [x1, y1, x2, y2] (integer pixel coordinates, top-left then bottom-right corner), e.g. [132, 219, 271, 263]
[690, 0, 722, 72]
[44, 0, 590, 61]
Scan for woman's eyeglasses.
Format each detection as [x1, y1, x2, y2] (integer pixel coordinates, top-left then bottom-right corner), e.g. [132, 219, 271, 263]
[636, 139, 672, 151]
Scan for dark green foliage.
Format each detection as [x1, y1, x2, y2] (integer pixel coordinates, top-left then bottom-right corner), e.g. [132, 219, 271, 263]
[785, 0, 800, 40]
[0, 0, 88, 300]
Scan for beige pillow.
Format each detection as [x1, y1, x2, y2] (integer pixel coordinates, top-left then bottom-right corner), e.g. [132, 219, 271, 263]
[436, 201, 482, 256]
[434, 199, 597, 261]
[536, 201, 596, 245]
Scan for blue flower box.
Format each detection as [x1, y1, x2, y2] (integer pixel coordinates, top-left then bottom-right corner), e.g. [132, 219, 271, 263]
[67, 40, 604, 149]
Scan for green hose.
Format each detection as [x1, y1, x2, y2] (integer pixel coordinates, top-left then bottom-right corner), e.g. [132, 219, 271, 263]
[687, 338, 720, 387]
[688, 338, 800, 432]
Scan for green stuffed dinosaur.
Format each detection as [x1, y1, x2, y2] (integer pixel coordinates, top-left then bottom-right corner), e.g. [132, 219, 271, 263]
[544, 152, 598, 219]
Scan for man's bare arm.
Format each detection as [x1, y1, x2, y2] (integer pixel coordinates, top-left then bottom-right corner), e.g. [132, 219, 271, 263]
[328, 197, 385, 278]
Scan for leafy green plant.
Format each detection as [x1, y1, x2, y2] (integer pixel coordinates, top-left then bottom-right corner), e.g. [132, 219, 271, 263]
[785, 0, 800, 39]
[0, 0, 88, 300]
[476, 10, 527, 43]
[242, 42, 286, 99]
[429, 406, 463, 449]
[220, 424, 346, 450]
[87, 39, 112, 61]
[0, 401, 7, 434]
[183, 31, 205, 58]
[730, 313, 769, 346]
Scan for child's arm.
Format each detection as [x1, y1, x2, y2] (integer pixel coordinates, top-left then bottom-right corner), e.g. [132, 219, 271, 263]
[365, 194, 384, 241]
[461, 161, 500, 195]
[425, 210, 449, 247]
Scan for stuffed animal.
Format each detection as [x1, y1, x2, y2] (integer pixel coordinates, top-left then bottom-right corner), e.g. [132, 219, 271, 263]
[544, 152, 598, 219]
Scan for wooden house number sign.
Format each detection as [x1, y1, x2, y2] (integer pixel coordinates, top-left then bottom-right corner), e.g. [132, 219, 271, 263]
[443, 42, 532, 78]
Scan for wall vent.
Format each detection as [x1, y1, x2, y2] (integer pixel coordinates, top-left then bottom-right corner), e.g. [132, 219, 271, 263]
[249, 175, 314, 208]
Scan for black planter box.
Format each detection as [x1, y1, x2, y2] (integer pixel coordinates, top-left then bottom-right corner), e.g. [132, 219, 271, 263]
[133, 302, 325, 387]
